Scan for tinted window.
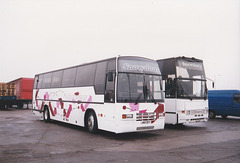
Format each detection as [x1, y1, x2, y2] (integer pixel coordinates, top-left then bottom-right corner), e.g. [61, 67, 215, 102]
[62, 68, 77, 87]
[105, 72, 115, 102]
[165, 78, 176, 98]
[234, 94, 240, 103]
[177, 60, 205, 79]
[33, 75, 39, 89]
[75, 64, 96, 86]
[107, 59, 116, 71]
[94, 62, 107, 94]
[51, 71, 63, 88]
[117, 73, 163, 103]
[42, 73, 52, 88]
[37, 75, 44, 89]
[117, 73, 144, 102]
[146, 75, 163, 100]
[104, 59, 116, 102]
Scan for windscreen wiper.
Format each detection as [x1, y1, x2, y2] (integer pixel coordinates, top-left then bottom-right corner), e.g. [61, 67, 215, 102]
[150, 92, 157, 104]
[135, 93, 142, 105]
[147, 89, 157, 104]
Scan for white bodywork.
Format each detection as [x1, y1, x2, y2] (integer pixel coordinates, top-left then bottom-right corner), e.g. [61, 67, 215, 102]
[32, 87, 165, 133]
[165, 99, 208, 124]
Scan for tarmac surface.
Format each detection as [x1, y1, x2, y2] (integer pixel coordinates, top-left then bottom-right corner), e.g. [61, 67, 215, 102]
[0, 109, 240, 163]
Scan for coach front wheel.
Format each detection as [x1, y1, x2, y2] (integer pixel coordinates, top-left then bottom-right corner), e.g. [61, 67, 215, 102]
[87, 111, 98, 134]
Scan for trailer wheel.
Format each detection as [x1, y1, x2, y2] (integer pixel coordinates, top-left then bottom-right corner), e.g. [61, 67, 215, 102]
[43, 106, 50, 123]
[209, 110, 216, 119]
[87, 111, 98, 134]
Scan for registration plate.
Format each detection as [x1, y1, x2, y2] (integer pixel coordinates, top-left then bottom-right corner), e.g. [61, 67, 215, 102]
[142, 120, 150, 124]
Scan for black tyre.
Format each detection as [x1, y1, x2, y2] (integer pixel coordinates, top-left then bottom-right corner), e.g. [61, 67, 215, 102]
[43, 107, 50, 123]
[221, 115, 228, 119]
[87, 111, 98, 134]
[209, 110, 216, 119]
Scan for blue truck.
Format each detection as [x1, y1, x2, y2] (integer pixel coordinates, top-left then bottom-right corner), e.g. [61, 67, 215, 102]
[208, 90, 240, 119]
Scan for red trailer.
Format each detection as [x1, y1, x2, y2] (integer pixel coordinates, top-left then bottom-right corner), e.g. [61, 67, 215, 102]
[0, 78, 34, 109]
[12, 78, 34, 100]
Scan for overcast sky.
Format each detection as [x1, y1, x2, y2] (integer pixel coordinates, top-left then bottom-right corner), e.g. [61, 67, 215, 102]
[0, 0, 239, 90]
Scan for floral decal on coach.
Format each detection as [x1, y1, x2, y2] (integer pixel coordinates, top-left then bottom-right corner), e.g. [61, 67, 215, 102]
[35, 90, 93, 120]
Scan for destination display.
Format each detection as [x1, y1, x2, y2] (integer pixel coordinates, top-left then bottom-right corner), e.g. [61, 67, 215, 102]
[177, 60, 203, 70]
[118, 58, 160, 74]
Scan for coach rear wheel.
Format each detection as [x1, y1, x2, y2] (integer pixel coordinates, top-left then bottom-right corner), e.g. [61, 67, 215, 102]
[43, 107, 50, 123]
[87, 111, 98, 134]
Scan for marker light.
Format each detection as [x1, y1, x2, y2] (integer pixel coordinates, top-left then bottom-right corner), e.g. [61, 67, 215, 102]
[123, 106, 127, 110]
[122, 114, 133, 119]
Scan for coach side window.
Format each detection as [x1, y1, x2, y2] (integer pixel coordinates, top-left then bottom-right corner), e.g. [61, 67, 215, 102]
[42, 73, 52, 88]
[37, 75, 44, 89]
[94, 62, 107, 94]
[33, 76, 39, 89]
[75, 64, 96, 86]
[62, 68, 77, 87]
[104, 60, 116, 102]
[51, 71, 63, 88]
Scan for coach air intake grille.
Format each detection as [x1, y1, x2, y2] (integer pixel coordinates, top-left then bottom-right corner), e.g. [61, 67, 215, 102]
[136, 112, 155, 122]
